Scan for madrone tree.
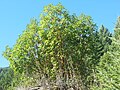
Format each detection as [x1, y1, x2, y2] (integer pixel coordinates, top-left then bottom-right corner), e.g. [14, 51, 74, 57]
[3, 4, 97, 89]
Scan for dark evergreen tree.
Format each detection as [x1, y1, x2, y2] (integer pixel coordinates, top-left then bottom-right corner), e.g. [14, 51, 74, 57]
[92, 17, 120, 90]
[0, 67, 14, 90]
[114, 16, 120, 39]
[98, 25, 112, 55]
[92, 25, 112, 63]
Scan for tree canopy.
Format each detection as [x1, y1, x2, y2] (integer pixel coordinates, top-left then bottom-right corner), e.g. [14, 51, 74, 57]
[2, 3, 119, 90]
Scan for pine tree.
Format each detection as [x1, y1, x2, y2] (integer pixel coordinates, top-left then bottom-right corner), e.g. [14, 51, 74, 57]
[0, 67, 14, 90]
[98, 25, 112, 55]
[92, 17, 120, 90]
[114, 16, 120, 39]
[87, 25, 112, 89]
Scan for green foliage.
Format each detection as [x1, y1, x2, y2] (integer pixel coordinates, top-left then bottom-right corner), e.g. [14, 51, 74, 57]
[91, 25, 112, 64]
[0, 67, 13, 90]
[91, 18, 120, 90]
[92, 38, 120, 90]
[98, 25, 112, 53]
[4, 19, 40, 75]
[2, 3, 119, 90]
[85, 25, 112, 89]
[3, 3, 97, 89]
[114, 16, 120, 39]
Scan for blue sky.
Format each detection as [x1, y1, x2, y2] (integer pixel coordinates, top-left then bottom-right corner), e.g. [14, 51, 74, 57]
[0, 0, 120, 67]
